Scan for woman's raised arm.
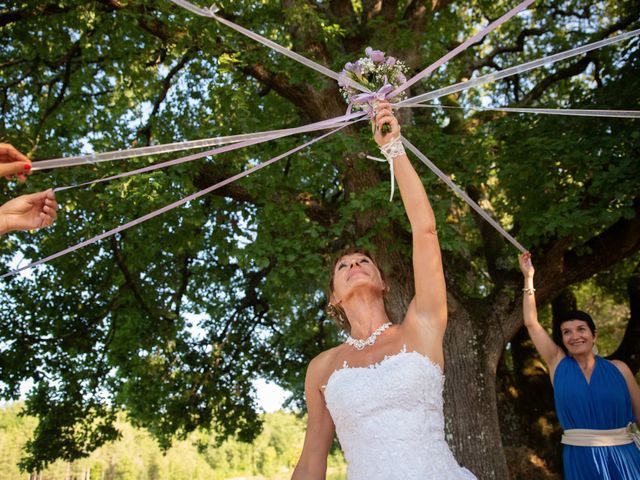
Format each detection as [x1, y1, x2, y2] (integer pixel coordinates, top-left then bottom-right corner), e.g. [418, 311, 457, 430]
[518, 252, 564, 376]
[373, 102, 446, 335]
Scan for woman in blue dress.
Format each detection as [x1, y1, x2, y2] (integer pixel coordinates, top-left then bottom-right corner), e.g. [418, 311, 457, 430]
[519, 252, 640, 479]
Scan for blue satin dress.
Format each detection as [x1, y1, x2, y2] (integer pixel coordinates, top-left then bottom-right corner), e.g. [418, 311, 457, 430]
[553, 356, 640, 479]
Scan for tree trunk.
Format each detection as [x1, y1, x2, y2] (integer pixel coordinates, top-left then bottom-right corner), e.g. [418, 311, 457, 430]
[444, 304, 511, 479]
[498, 326, 563, 475]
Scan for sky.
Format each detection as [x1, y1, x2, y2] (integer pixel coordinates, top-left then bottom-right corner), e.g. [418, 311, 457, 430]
[254, 378, 289, 413]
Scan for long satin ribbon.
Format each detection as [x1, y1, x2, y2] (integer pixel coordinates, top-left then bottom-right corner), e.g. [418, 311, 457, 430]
[398, 28, 640, 106]
[53, 112, 366, 192]
[170, 0, 534, 101]
[47, 9, 634, 188]
[63, 0, 628, 180]
[402, 137, 527, 253]
[52, 132, 309, 193]
[32, 132, 268, 171]
[403, 104, 640, 118]
[389, 0, 535, 98]
[32, 112, 365, 171]
[366, 154, 396, 201]
[2, 124, 354, 278]
[167, 0, 370, 94]
[12, 2, 639, 274]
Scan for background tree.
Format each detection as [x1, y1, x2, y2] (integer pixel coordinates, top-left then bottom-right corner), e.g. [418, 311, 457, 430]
[0, 404, 335, 479]
[1, 0, 639, 478]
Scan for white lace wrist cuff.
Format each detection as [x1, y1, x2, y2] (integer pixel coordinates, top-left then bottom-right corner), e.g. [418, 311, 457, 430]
[379, 136, 405, 162]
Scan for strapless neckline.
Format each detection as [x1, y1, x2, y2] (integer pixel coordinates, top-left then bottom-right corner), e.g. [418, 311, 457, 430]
[324, 348, 443, 393]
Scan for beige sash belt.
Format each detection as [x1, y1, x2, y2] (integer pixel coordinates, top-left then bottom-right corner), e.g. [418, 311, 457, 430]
[561, 427, 633, 447]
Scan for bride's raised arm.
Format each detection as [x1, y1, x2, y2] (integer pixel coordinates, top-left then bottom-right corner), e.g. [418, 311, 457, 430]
[373, 103, 447, 336]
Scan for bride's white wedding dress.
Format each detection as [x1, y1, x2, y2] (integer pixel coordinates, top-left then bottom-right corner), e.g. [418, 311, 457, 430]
[324, 348, 477, 479]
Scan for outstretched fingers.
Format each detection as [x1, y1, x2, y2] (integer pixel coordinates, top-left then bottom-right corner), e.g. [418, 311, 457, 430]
[0, 144, 32, 181]
[38, 190, 58, 225]
[41, 195, 58, 226]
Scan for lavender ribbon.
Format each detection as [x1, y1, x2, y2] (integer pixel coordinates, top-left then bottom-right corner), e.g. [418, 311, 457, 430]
[351, 82, 394, 106]
[169, 0, 534, 101]
[346, 81, 394, 116]
[390, 0, 535, 98]
[33, 112, 366, 172]
[32, 116, 352, 171]
[53, 112, 367, 192]
[2, 123, 357, 278]
[402, 137, 527, 253]
[168, 0, 370, 94]
[366, 154, 396, 202]
[14, 0, 640, 277]
[403, 104, 640, 118]
[398, 28, 640, 107]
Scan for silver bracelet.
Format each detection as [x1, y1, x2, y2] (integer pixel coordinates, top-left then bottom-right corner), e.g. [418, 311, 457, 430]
[379, 135, 405, 163]
[522, 287, 536, 296]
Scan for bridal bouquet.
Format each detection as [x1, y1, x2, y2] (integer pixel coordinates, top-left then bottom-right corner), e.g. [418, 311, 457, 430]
[338, 47, 408, 133]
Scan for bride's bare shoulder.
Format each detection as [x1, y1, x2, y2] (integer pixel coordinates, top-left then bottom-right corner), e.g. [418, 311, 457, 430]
[307, 344, 347, 385]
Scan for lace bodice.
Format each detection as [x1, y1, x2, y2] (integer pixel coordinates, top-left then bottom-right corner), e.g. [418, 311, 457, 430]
[324, 349, 476, 480]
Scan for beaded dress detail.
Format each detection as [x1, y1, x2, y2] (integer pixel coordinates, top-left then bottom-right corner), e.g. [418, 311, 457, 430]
[324, 349, 476, 479]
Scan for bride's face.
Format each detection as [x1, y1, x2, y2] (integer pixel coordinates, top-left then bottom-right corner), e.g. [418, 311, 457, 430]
[330, 253, 387, 302]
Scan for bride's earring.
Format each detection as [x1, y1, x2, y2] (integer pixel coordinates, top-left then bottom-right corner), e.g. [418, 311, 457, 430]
[327, 303, 349, 330]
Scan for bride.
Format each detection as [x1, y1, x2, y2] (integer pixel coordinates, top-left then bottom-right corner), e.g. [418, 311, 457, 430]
[292, 101, 475, 479]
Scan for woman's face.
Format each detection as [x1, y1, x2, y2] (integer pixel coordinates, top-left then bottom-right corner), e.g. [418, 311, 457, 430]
[331, 253, 386, 302]
[560, 320, 596, 356]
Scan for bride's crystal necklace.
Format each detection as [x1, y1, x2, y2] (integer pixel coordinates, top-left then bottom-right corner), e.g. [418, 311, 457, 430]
[345, 322, 392, 351]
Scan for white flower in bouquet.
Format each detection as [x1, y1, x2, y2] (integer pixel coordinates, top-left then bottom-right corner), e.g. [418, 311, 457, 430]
[338, 47, 409, 114]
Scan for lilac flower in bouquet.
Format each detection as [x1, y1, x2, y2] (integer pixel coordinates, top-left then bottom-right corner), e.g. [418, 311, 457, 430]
[339, 47, 409, 133]
[365, 47, 386, 63]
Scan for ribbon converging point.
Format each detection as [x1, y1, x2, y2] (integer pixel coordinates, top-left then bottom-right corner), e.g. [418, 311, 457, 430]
[346, 81, 393, 115]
